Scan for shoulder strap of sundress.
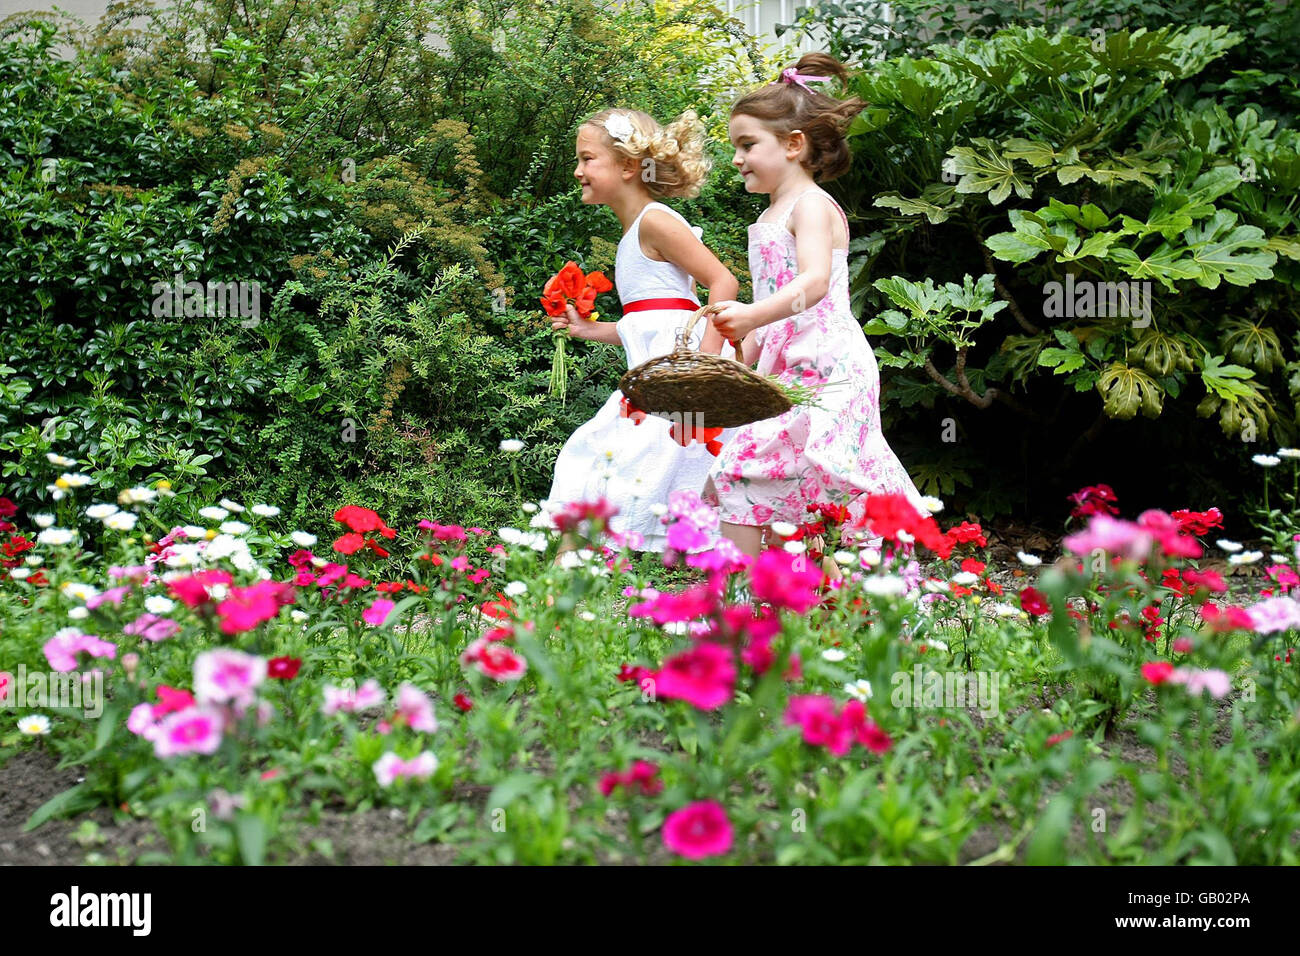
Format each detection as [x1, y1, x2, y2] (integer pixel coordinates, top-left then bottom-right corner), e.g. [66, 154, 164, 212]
[782, 187, 850, 240]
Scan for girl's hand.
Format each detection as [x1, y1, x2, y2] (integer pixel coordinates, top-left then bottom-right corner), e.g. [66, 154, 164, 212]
[553, 303, 591, 339]
[710, 301, 760, 342]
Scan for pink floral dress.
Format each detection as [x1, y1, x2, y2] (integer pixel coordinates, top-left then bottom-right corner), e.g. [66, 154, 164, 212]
[704, 187, 926, 530]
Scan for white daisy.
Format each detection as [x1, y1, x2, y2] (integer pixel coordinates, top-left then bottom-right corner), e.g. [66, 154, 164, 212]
[897, 529, 915, 544]
[499, 439, 525, 453]
[103, 512, 137, 531]
[33, 514, 55, 529]
[1271, 554, 1292, 564]
[219, 498, 245, 513]
[1217, 539, 1243, 552]
[290, 609, 309, 623]
[36, 528, 74, 545]
[1277, 448, 1300, 459]
[198, 506, 229, 522]
[59, 472, 92, 488]
[291, 531, 318, 547]
[504, 580, 528, 597]
[862, 575, 907, 596]
[18, 714, 51, 735]
[834, 550, 855, 566]
[558, 551, 583, 570]
[60, 581, 98, 601]
[918, 495, 944, 514]
[992, 602, 1022, 617]
[25, 555, 42, 566]
[579, 611, 597, 622]
[951, 571, 980, 586]
[67, 606, 88, 620]
[118, 486, 157, 505]
[9, 568, 30, 580]
[219, 521, 250, 535]
[1017, 551, 1041, 567]
[145, 596, 175, 614]
[529, 510, 554, 529]
[821, 648, 847, 662]
[859, 548, 881, 567]
[521, 502, 539, 514]
[498, 527, 524, 545]
[783, 540, 807, 555]
[770, 521, 798, 537]
[46, 453, 77, 467]
[44, 485, 66, 501]
[181, 525, 207, 540]
[85, 503, 119, 520]
[1228, 551, 1263, 565]
[923, 579, 950, 593]
[1253, 454, 1280, 467]
[251, 504, 280, 517]
[650, 503, 669, 517]
[844, 679, 873, 701]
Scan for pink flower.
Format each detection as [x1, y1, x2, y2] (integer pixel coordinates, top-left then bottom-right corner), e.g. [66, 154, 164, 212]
[153, 706, 225, 758]
[123, 612, 180, 642]
[460, 638, 528, 681]
[1136, 510, 1202, 559]
[372, 751, 438, 787]
[321, 679, 386, 715]
[362, 598, 396, 627]
[1172, 637, 1193, 654]
[751, 549, 823, 613]
[662, 800, 733, 860]
[43, 628, 117, 672]
[652, 643, 736, 710]
[1063, 515, 1154, 561]
[600, 760, 663, 798]
[193, 649, 266, 707]
[628, 579, 722, 624]
[785, 694, 853, 755]
[127, 702, 160, 740]
[1170, 668, 1231, 699]
[394, 683, 438, 733]
[167, 569, 234, 608]
[1246, 596, 1300, 634]
[85, 585, 131, 609]
[216, 580, 295, 635]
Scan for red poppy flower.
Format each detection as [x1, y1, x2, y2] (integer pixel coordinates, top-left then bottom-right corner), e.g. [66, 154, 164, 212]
[1019, 586, 1050, 617]
[453, 692, 473, 712]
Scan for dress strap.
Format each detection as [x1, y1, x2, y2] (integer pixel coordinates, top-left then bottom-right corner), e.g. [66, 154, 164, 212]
[778, 187, 851, 246]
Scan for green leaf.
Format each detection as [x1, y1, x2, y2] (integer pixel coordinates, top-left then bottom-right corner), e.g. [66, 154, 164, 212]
[1097, 363, 1163, 419]
[1199, 353, 1256, 400]
[487, 771, 541, 811]
[944, 139, 1034, 205]
[1025, 795, 1071, 865]
[235, 812, 267, 866]
[25, 784, 97, 832]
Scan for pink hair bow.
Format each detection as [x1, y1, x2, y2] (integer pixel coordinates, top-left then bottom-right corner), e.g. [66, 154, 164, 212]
[779, 67, 832, 92]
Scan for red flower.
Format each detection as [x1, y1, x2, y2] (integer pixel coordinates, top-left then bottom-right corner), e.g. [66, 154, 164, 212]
[375, 581, 405, 593]
[1019, 586, 1050, 617]
[856, 494, 951, 558]
[600, 760, 662, 797]
[333, 532, 366, 555]
[168, 569, 235, 608]
[1141, 661, 1176, 685]
[453, 692, 473, 712]
[1068, 484, 1119, 519]
[479, 595, 514, 620]
[334, 505, 396, 538]
[0, 497, 16, 519]
[943, 521, 987, 550]
[268, 656, 302, 680]
[1199, 602, 1254, 632]
[1045, 730, 1073, 748]
[960, 558, 986, 575]
[1170, 507, 1224, 537]
[2, 534, 34, 558]
[616, 663, 651, 683]
[552, 498, 618, 536]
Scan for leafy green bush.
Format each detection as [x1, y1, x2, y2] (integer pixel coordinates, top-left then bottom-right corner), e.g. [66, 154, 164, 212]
[778, 6, 1299, 520]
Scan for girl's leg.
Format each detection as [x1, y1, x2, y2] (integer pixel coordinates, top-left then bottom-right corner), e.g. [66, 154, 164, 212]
[720, 521, 766, 560]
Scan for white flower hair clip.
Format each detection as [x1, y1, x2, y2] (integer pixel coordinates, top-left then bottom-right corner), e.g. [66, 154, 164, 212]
[603, 112, 635, 144]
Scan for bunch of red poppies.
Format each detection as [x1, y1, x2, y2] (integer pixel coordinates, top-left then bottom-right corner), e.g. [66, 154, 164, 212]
[540, 261, 613, 401]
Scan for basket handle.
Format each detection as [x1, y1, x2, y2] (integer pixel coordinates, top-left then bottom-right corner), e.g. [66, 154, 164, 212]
[679, 304, 744, 365]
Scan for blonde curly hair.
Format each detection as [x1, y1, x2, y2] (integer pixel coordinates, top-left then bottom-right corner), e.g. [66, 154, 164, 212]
[582, 108, 712, 199]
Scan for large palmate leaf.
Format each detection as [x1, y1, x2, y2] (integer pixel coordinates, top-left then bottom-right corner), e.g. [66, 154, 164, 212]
[873, 184, 962, 224]
[1097, 363, 1164, 419]
[944, 139, 1034, 205]
[1087, 26, 1183, 76]
[1105, 242, 1202, 291]
[1131, 329, 1194, 377]
[1199, 352, 1257, 400]
[1221, 319, 1286, 373]
[1180, 209, 1277, 288]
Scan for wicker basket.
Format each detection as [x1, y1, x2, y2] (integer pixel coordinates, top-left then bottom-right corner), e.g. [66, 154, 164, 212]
[618, 305, 793, 430]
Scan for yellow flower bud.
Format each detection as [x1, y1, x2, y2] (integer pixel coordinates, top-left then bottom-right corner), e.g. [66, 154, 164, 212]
[205, 529, 218, 540]
[972, 595, 982, 605]
[155, 479, 172, 490]
[55, 477, 70, 489]
[586, 311, 599, 322]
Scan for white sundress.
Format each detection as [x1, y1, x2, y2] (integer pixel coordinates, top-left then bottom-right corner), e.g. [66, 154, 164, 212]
[543, 202, 737, 552]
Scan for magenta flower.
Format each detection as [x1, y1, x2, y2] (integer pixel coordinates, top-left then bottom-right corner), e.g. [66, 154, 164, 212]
[322, 679, 386, 715]
[459, 638, 528, 681]
[784, 695, 853, 755]
[362, 598, 396, 627]
[662, 800, 733, 860]
[652, 643, 736, 710]
[193, 649, 266, 707]
[215, 580, 295, 635]
[628, 580, 722, 624]
[153, 706, 225, 758]
[394, 683, 438, 733]
[85, 585, 132, 609]
[1063, 515, 1154, 561]
[751, 549, 823, 613]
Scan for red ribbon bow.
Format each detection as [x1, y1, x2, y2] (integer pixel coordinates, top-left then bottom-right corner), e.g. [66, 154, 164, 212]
[619, 396, 648, 425]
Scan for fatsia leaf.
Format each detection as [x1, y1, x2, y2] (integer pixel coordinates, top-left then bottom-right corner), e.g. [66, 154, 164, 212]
[1199, 353, 1256, 400]
[944, 139, 1034, 205]
[1097, 363, 1163, 419]
[873, 191, 958, 224]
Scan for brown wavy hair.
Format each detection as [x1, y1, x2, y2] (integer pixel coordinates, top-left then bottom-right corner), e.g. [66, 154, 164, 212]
[731, 53, 865, 183]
